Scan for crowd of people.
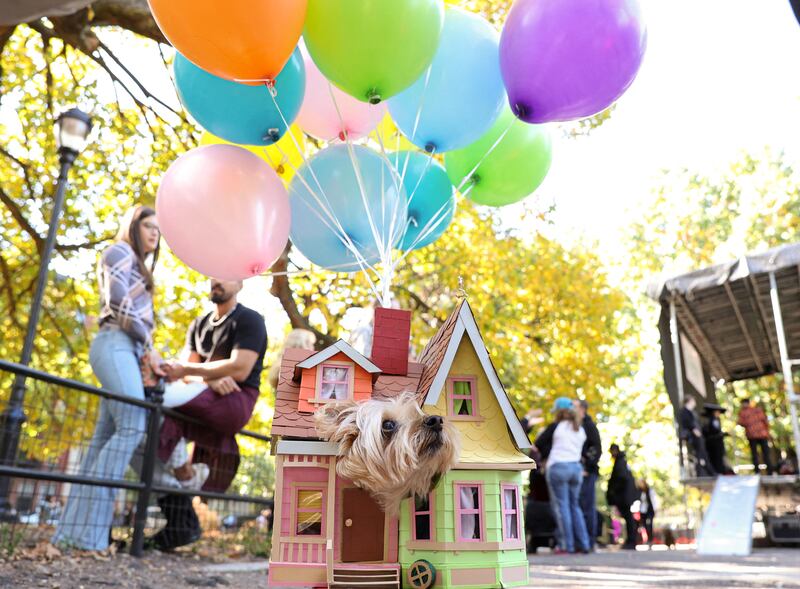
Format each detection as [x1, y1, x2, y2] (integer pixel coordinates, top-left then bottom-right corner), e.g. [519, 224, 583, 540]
[51, 205, 270, 552]
[522, 398, 657, 554]
[679, 395, 799, 478]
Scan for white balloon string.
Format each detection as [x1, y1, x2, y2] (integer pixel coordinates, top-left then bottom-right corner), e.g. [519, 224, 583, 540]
[392, 194, 456, 268]
[266, 90, 383, 299]
[401, 64, 433, 187]
[326, 85, 393, 305]
[454, 116, 516, 194]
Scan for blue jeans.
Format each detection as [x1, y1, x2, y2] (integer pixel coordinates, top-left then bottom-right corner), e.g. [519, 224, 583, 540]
[53, 329, 146, 550]
[546, 461, 590, 552]
[579, 471, 598, 548]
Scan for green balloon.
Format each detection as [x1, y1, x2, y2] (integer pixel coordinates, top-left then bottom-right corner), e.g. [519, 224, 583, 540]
[304, 0, 445, 104]
[445, 108, 552, 207]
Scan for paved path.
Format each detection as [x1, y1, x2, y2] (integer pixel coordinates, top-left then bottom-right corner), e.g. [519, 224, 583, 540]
[528, 547, 800, 588]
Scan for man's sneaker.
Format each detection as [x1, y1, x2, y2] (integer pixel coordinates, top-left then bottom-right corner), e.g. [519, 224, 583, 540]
[178, 463, 209, 490]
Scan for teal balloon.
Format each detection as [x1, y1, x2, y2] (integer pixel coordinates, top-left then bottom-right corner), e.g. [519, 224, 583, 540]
[387, 8, 505, 153]
[392, 151, 455, 251]
[289, 145, 406, 272]
[174, 48, 305, 146]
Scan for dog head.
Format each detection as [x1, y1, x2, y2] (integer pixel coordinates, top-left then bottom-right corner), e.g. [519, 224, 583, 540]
[315, 393, 459, 513]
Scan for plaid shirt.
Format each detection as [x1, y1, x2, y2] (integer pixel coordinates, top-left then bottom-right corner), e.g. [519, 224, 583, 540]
[97, 242, 154, 351]
[736, 405, 770, 440]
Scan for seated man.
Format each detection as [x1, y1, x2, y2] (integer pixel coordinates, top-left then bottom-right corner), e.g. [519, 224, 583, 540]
[151, 279, 267, 549]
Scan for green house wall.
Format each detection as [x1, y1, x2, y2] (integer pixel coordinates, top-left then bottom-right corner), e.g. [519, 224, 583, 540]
[399, 470, 529, 588]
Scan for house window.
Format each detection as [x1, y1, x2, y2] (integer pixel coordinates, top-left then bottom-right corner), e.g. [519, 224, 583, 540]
[501, 484, 521, 540]
[455, 484, 483, 541]
[448, 377, 478, 417]
[412, 493, 434, 541]
[295, 488, 324, 536]
[320, 365, 350, 400]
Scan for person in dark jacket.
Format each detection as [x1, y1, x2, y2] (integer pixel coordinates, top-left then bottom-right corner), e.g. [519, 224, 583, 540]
[576, 399, 601, 549]
[606, 444, 638, 550]
[636, 479, 656, 548]
[702, 404, 731, 475]
[678, 396, 716, 477]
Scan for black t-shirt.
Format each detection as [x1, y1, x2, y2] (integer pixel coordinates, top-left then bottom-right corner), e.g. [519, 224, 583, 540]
[185, 303, 267, 389]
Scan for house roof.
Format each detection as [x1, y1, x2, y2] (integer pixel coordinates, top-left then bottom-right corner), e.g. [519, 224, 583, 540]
[294, 339, 382, 380]
[416, 299, 465, 402]
[420, 300, 532, 450]
[272, 346, 425, 440]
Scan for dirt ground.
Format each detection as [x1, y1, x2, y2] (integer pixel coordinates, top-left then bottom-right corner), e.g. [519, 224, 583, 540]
[0, 547, 267, 589]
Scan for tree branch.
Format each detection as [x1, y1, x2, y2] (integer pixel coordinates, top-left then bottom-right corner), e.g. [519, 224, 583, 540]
[90, 0, 167, 44]
[0, 186, 43, 254]
[269, 241, 336, 349]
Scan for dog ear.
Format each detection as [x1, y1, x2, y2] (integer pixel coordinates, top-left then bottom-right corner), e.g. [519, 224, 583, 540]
[315, 401, 359, 449]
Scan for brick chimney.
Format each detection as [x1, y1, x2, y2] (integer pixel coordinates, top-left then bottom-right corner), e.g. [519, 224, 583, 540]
[370, 307, 412, 376]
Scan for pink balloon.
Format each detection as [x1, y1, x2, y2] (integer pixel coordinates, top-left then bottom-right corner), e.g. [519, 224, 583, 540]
[296, 54, 386, 141]
[156, 145, 290, 280]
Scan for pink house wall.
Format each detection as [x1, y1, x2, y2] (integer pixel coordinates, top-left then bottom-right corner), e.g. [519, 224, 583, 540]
[280, 466, 329, 537]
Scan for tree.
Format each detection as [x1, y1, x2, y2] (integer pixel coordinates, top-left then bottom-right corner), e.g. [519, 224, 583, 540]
[627, 149, 800, 469]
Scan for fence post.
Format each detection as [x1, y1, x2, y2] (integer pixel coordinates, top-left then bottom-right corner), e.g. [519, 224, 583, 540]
[130, 381, 164, 557]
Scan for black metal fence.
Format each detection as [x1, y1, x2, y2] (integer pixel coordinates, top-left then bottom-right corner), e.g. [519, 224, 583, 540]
[0, 359, 274, 557]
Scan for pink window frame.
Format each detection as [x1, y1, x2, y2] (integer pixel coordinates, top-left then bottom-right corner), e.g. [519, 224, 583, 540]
[294, 487, 325, 537]
[319, 363, 351, 401]
[500, 484, 522, 541]
[447, 376, 479, 419]
[454, 482, 484, 542]
[411, 492, 435, 542]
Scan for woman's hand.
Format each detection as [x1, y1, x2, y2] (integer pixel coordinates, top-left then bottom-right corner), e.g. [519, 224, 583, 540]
[149, 349, 167, 377]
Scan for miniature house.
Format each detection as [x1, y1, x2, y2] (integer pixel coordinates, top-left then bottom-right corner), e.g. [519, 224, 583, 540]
[268, 302, 533, 589]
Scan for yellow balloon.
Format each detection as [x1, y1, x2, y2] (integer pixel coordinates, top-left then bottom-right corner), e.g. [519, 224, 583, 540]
[199, 126, 307, 182]
[369, 114, 418, 152]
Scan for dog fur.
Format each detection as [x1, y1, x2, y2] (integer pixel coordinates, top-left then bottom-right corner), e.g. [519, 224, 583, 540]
[315, 394, 459, 514]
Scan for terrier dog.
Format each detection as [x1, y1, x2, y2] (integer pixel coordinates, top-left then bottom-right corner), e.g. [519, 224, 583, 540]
[315, 393, 459, 514]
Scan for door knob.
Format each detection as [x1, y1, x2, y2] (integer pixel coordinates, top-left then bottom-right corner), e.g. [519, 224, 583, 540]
[345, 518, 353, 527]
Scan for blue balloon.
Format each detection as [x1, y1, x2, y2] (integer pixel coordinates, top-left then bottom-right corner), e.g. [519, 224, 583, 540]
[392, 151, 455, 251]
[387, 9, 505, 153]
[289, 145, 407, 272]
[174, 48, 305, 146]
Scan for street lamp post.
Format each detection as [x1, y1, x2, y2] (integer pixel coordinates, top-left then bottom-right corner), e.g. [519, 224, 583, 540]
[0, 109, 93, 517]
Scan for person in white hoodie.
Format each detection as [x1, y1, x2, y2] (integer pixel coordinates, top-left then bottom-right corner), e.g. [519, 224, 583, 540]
[534, 397, 591, 554]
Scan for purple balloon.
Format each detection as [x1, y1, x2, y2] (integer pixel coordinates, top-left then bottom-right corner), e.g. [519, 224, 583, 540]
[500, 0, 647, 124]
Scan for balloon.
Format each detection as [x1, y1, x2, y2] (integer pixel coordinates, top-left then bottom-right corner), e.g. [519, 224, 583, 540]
[156, 145, 290, 280]
[392, 151, 455, 251]
[289, 145, 406, 271]
[444, 109, 552, 207]
[296, 53, 386, 142]
[175, 49, 305, 146]
[388, 8, 505, 153]
[148, 0, 306, 83]
[499, 0, 647, 123]
[199, 127, 307, 183]
[304, 0, 444, 103]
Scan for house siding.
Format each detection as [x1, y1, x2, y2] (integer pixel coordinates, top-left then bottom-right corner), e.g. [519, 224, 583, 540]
[426, 339, 529, 464]
[399, 470, 529, 589]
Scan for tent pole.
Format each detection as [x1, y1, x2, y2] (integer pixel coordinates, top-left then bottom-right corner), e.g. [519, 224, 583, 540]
[767, 272, 800, 465]
[670, 299, 692, 535]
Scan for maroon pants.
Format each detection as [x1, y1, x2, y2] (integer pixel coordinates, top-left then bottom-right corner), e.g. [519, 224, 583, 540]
[158, 386, 258, 492]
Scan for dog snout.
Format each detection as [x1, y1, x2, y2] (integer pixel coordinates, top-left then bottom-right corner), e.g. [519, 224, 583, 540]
[423, 415, 444, 431]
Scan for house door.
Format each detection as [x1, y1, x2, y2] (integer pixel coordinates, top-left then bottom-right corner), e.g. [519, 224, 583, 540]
[341, 487, 385, 562]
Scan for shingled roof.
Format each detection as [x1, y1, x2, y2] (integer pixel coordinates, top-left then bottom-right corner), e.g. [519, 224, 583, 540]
[271, 347, 425, 440]
[416, 299, 465, 402]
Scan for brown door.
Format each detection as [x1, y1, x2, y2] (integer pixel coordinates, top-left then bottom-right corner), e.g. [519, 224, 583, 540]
[341, 487, 385, 562]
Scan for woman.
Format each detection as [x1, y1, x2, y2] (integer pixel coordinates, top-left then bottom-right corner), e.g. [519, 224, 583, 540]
[637, 479, 657, 548]
[54, 206, 162, 551]
[535, 397, 590, 554]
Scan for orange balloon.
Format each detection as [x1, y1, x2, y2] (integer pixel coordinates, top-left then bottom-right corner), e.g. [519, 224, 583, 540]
[149, 0, 307, 83]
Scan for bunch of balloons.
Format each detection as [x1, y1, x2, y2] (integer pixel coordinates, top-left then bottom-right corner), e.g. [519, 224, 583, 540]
[152, 0, 646, 282]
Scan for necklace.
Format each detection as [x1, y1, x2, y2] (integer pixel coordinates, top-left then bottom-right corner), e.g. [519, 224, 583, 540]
[209, 305, 235, 328]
